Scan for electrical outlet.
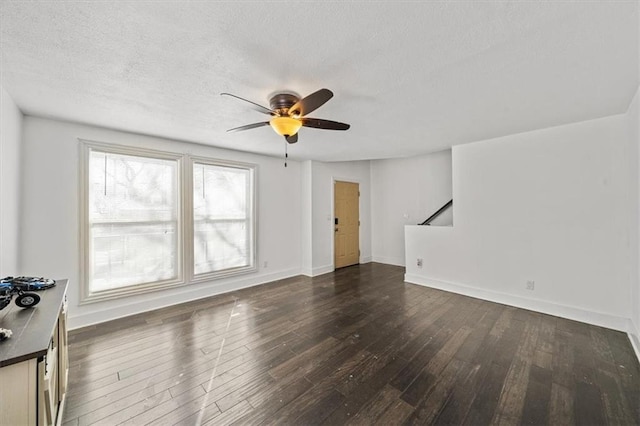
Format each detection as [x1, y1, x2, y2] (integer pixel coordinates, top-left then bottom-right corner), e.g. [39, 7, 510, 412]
[526, 280, 535, 290]
[263, 261, 268, 268]
[417, 258, 423, 268]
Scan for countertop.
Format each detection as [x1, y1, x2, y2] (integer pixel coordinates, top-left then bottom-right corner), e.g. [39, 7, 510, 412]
[0, 279, 68, 367]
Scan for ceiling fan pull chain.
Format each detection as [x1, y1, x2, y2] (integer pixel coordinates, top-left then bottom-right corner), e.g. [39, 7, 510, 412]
[284, 139, 288, 168]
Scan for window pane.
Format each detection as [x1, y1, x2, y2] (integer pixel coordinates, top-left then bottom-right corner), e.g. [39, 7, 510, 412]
[88, 150, 178, 292]
[89, 151, 176, 223]
[90, 223, 177, 291]
[194, 219, 249, 274]
[193, 164, 248, 220]
[193, 163, 252, 275]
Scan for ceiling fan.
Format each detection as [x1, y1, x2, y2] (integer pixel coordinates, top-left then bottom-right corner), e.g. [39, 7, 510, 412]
[221, 88, 350, 144]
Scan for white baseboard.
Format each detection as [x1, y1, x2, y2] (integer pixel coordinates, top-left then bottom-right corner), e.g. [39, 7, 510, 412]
[303, 259, 375, 277]
[372, 255, 405, 267]
[405, 274, 630, 333]
[301, 264, 333, 277]
[310, 264, 334, 277]
[629, 320, 640, 363]
[69, 267, 301, 330]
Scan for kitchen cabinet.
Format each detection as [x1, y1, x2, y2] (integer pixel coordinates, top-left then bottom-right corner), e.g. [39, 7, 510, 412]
[0, 280, 68, 426]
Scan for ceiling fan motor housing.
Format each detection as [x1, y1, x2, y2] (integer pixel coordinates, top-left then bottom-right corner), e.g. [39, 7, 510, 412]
[269, 93, 299, 114]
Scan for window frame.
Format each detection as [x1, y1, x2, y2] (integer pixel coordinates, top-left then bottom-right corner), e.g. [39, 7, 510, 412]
[187, 156, 257, 284]
[79, 140, 257, 304]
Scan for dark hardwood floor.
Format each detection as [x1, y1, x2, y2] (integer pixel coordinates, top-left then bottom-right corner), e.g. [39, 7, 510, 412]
[63, 263, 640, 425]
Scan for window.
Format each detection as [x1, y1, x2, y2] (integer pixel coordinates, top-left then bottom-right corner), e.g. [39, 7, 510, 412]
[193, 160, 255, 278]
[80, 141, 256, 303]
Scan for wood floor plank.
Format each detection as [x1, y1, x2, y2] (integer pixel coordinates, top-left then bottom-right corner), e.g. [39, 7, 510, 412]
[575, 381, 607, 425]
[552, 329, 575, 390]
[232, 375, 314, 424]
[61, 263, 640, 426]
[288, 389, 346, 426]
[548, 382, 574, 425]
[597, 367, 636, 424]
[399, 326, 473, 406]
[261, 379, 344, 425]
[321, 350, 408, 424]
[344, 385, 413, 426]
[200, 400, 254, 426]
[143, 366, 274, 426]
[118, 386, 207, 426]
[129, 389, 214, 426]
[268, 336, 341, 379]
[78, 388, 173, 426]
[460, 311, 527, 425]
[391, 300, 479, 394]
[520, 364, 553, 425]
[428, 362, 482, 425]
[462, 361, 511, 425]
[67, 309, 292, 396]
[491, 317, 541, 425]
[404, 358, 469, 424]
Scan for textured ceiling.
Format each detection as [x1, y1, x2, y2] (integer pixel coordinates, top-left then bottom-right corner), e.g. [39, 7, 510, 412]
[1, 1, 638, 161]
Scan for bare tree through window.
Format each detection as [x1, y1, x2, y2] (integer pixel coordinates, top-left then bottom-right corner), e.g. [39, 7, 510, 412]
[89, 151, 178, 291]
[82, 142, 257, 301]
[193, 163, 252, 276]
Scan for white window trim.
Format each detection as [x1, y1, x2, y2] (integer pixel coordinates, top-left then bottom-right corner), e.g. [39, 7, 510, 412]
[79, 140, 258, 304]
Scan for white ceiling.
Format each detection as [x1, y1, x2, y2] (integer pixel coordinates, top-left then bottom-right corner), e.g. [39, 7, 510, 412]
[1, 1, 638, 162]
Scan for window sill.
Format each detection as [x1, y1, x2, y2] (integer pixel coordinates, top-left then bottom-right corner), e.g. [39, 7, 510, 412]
[79, 265, 259, 305]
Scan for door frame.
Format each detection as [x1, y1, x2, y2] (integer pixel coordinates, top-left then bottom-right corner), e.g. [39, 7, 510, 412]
[331, 177, 361, 270]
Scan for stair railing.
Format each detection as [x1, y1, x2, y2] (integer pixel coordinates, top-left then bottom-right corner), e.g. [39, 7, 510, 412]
[419, 199, 453, 225]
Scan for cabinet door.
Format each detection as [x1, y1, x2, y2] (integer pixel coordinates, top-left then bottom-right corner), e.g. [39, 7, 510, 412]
[58, 296, 68, 398]
[39, 341, 58, 426]
[0, 359, 38, 426]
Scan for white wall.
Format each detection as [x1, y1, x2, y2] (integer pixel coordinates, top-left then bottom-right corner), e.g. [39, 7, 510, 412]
[629, 87, 640, 354]
[371, 150, 452, 266]
[305, 160, 371, 276]
[20, 117, 302, 329]
[406, 113, 634, 331]
[0, 86, 23, 276]
[300, 160, 313, 275]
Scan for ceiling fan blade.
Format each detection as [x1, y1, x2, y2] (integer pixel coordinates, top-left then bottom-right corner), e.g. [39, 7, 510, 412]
[226, 121, 270, 133]
[221, 93, 275, 115]
[301, 117, 350, 131]
[288, 88, 333, 117]
[285, 134, 298, 144]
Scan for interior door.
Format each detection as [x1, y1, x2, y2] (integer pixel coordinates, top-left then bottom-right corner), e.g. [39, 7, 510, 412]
[334, 181, 360, 268]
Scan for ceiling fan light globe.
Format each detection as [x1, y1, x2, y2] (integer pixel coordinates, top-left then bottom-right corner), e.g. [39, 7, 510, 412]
[270, 116, 302, 136]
